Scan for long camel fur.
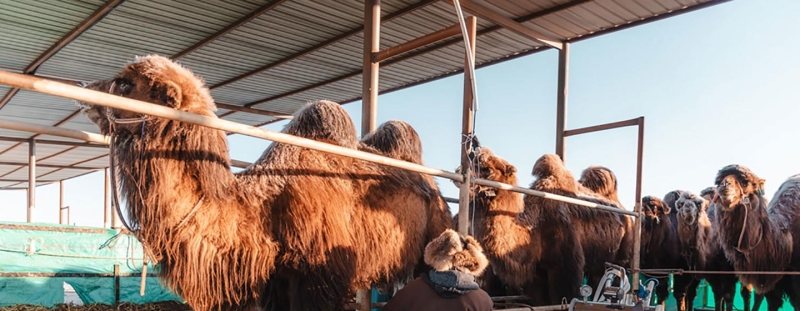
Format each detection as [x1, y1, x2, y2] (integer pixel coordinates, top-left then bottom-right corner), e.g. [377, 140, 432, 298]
[78, 55, 447, 311]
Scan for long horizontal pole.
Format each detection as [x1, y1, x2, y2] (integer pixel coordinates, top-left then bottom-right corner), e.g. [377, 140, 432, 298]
[0, 119, 250, 169]
[563, 118, 639, 137]
[0, 161, 103, 170]
[0, 70, 632, 216]
[0, 136, 108, 148]
[637, 269, 800, 275]
[373, 23, 462, 63]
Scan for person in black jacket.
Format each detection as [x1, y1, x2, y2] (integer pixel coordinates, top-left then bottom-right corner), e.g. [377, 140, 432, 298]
[382, 229, 493, 311]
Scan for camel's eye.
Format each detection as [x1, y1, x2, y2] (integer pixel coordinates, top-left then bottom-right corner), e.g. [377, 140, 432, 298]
[115, 78, 134, 96]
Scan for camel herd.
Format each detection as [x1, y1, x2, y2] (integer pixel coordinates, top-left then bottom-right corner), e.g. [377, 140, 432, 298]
[75, 55, 800, 311]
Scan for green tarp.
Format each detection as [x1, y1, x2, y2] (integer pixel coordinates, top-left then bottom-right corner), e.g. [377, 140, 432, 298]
[0, 221, 182, 307]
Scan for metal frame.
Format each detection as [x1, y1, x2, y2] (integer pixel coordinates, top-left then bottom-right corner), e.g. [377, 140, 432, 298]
[560, 117, 646, 293]
[0, 0, 735, 309]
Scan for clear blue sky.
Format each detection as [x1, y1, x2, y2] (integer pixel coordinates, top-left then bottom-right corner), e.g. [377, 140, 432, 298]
[2, 0, 799, 227]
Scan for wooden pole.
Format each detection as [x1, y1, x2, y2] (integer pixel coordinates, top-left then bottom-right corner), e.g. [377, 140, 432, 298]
[631, 117, 645, 293]
[358, 1, 381, 310]
[458, 16, 477, 236]
[0, 70, 634, 216]
[27, 139, 35, 223]
[361, 0, 381, 135]
[59, 180, 64, 224]
[104, 168, 110, 228]
[555, 42, 569, 160]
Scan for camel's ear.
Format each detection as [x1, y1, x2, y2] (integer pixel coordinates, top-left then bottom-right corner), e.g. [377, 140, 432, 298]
[157, 80, 183, 108]
[504, 163, 516, 177]
[661, 203, 671, 215]
[756, 179, 766, 196]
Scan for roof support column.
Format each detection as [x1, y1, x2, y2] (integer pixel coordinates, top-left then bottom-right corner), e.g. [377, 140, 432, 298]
[555, 42, 569, 160]
[361, 0, 381, 135]
[104, 168, 111, 228]
[458, 16, 477, 236]
[27, 139, 36, 223]
[357, 2, 381, 310]
[59, 181, 64, 224]
[110, 167, 122, 229]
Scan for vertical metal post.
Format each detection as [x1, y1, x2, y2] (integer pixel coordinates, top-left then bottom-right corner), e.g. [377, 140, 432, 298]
[114, 263, 120, 305]
[110, 168, 122, 229]
[59, 180, 64, 224]
[361, 0, 381, 135]
[555, 43, 569, 161]
[631, 117, 645, 293]
[104, 167, 111, 228]
[358, 2, 380, 310]
[27, 139, 35, 223]
[458, 16, 477, 236]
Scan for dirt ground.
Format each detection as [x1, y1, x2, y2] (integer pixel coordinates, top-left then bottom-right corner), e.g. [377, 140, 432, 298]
[0, 302, 193, 311]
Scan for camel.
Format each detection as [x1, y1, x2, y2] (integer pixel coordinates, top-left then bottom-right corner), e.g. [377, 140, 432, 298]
[359, 120, 453, 293]
[78, 55, 447, 311]
[675, 191, 737, 311]
[459, 148, 628, 305]
[640, 194, 697, 310]
[714, 165, 800, 310]
[577, 166, 634, 269]
[692, 186, 758, 311]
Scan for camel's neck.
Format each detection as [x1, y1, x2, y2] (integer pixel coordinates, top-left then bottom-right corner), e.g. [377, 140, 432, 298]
[677, 214, 712, 268]
[473, 188, 527, 249]
[112, 121, 236, 245]
[716, 199, 768, 251]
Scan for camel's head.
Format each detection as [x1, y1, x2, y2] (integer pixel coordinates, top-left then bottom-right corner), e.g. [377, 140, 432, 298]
[454, 146, 517, 197]
[578, 166, 619, 203]
[662, 190, 684, 213]
[714, 165, 766, 210]
[642, 196, 670, 227]
[77, 54, 216, 135]
[699, 186, 717, 203]
[675, 191, 708, 226]
[424, 229, 488, 277]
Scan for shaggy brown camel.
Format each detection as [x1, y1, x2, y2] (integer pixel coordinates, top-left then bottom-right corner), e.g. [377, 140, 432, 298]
[79, 55, 446, 311]
[459, 148, 627, 306]
[577, 166, 634, 269]
[675, 191, 735, 311]
[526, 156, 629, 299]
[359, 120, 453, 293]
[640, 194, 697, 310]
[714, 165, 800, 311]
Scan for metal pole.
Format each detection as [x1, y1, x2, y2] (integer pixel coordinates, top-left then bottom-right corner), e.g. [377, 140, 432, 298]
[0, 70, 634, 216]
[59, 180, 64, 224]
[555, 43, 569, 160]
[104, 167, 111, 228]
[111, 171, 121, 229]
[358, 1, 380, 310]
[458, 16, 477, 236]
[631, 117, 645, 294]
[27, 139, 35, 223]
[361, 0, 380, 135]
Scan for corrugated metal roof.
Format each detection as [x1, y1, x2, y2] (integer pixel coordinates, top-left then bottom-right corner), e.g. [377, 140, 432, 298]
[0, 0, 727, 188]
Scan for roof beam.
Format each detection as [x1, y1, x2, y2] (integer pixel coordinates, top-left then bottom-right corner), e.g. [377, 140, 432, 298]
[171, 0, 286, 59]
[0, 0, 125, 111]
[227, 0, 589, 124]
[215, 102, 293, 119]
[39, 0, 286, 144]
[0, 161, 103, 170]
[0, 136, 107, 148]
[444, 0, 562, 49]
[209, 0, 435, 90]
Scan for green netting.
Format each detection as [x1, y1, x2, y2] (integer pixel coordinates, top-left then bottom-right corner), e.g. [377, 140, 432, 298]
[0, 221, 182, 307]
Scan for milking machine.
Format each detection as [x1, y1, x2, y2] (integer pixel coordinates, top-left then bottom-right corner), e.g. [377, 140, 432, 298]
[568, 263, 663, 311]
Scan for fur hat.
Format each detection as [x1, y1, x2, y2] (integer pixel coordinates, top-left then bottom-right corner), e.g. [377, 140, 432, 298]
[424, 229, 489, 277]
